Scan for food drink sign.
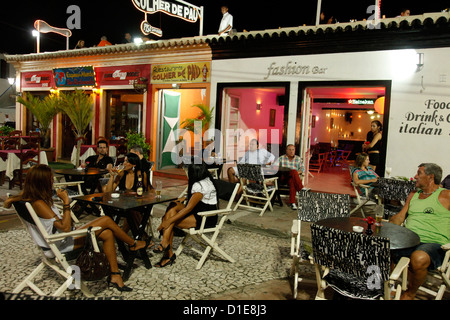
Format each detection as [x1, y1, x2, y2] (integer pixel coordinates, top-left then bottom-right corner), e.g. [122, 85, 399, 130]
[132, 0, 200, 37]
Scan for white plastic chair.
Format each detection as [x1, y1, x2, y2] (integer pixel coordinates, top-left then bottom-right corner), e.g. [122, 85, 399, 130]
[418, 243, 450, 300]
[8, 195, 101, 297]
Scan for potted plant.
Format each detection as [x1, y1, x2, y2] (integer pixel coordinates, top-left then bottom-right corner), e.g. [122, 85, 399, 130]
[58, 90, 93, 166]
[180, 104, 214, 133]
[126, 132, 151, 160]
[0, 125, 14, 136]
[17, 92, 60, 160]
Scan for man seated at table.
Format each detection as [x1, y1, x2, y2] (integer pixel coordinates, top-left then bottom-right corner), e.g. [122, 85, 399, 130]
[390, 163, 450, 300]
[83, 139, 114, 194]
[129, 144, 153, 189]
[274, 144, 305, 210]
[227, 138, 275, 183]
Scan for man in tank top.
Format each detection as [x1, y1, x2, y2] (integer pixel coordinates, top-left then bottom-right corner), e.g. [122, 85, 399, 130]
[390, 163, 450, 300]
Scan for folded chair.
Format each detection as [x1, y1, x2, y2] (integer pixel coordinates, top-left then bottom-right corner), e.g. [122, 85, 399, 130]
[175, 183, 240, 270]
[233, 163, 278, 216]
[418, 243, 450, 300]
[9, 195, 101, 297]
[377, 177, 415, 218]
[310, 223, 410, 300]
[349, 165, 378, 218]
[290, 190, 350, 299]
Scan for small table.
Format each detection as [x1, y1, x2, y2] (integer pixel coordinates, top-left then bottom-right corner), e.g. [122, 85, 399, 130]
[74, 191, 177, 280]
[315, 217, 420, 250]
[53, 167, 108, 196]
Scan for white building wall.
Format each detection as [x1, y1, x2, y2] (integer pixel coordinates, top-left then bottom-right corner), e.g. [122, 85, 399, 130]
[211, 48, 450, 179]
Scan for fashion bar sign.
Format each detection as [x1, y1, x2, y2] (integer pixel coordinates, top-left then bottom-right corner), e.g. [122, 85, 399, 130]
[264, 61, 328, 80]
[132, 0, 199, 37]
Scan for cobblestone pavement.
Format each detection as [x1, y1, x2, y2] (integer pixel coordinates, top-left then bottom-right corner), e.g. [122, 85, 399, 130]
[0, 179, 317, 300]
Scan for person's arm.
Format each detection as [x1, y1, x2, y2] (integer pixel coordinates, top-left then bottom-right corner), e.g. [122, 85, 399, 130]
[352, 171, 377, 185]
[366, 132, 381, 150]
[104, 168, 123, 192]
[389, 192, 415, 225]
[32, 191, 72, 233]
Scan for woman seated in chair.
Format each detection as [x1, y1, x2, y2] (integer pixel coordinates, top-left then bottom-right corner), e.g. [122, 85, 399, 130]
[154, 162, 219, 268]
[4, 164, 151, 292]
[352, 152, 379, 195]
[104, 153, 148, 193]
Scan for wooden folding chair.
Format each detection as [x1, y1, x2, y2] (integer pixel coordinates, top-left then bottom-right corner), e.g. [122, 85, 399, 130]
[10, 141, 40, 189]
[233, 163, 278, 216]
[290, 190, 350, 299]
[349, 165, 378, 218]
[309, 152, 326, 173]
[53, 180, 85, 223]
[311, 223, 410, 300]
[175, 183, 240, 270]
[8, 195, 101, 297]
[418, 243, 450, 300]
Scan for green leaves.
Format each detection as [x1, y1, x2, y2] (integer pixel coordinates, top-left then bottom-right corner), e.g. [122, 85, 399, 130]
[180, 104, 214, 132]
[17, 92, 59, 132]
[58, 90, 93, 138]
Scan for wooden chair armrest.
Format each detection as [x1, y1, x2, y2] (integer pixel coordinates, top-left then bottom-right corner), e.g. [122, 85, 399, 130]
[197, 209, 231, 217]
[46, 226, 101, 243]
[54, 181, 84, 187]
[390, 257, 410, 281]
[441, 243, 450, 251]
[263, 177, 278, 183]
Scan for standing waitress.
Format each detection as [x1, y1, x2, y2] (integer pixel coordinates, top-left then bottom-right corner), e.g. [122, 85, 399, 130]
[362, 120, 382, 173]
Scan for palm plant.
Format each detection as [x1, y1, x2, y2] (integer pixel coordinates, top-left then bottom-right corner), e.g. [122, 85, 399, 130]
[58, 90, 93, 166]
[17, 92, 60, 148]
[180, 104, 214, 133]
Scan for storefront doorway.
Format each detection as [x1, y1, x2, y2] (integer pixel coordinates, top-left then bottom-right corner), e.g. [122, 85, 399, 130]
[299, 81, 391, 194]
[156, 88, 209, 169]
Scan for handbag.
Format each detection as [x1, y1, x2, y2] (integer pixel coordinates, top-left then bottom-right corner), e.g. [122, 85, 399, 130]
[76, 226, 110, 281]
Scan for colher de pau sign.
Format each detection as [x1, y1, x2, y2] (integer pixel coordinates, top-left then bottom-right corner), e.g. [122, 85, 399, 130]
[132, 0, 200, 37]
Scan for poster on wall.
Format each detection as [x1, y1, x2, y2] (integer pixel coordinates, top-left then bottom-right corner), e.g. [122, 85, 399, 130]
[53, 66, 96, 87]
[151, 62, 210, 84]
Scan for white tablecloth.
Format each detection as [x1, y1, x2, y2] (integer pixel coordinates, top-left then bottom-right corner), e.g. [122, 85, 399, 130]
[0, 151, 48, 180]
[70, 146, 117, 166]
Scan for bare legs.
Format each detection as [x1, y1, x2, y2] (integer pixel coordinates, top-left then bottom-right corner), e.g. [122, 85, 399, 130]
[156, 204, 196, 267]
[75, 216, 147, 287]
[401, 250, 431, 300]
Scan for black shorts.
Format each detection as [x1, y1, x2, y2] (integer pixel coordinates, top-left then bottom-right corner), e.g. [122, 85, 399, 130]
[190, 201, 218, 229]
[368, 152, 380, 166]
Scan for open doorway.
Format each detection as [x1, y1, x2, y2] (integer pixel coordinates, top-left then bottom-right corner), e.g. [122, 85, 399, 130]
[299, 81, 391, 195]
[156, 87, 208, 169]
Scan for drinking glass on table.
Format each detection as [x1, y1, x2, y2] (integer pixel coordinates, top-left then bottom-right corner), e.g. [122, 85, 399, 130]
[80, 160, 86, 169]
[385, 167, 392, 178]
[375, 204, 384, 226]
[155, 180, 162, 199]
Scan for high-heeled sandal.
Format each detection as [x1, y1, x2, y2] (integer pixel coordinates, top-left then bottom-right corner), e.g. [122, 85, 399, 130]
[107, 272, 133, 292]
[155, 245, 176, 268]
[129, 238, 152, 251]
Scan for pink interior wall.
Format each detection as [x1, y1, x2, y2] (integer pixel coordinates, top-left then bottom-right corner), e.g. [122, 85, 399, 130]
[226, 88, 284, 145]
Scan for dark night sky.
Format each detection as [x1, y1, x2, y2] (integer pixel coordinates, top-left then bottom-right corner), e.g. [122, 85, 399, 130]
[1, 0, 449, 55]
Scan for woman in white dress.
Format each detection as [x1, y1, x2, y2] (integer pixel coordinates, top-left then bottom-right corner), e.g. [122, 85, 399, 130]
[155, 162, 219, 267]
[5, 164, 151, 292]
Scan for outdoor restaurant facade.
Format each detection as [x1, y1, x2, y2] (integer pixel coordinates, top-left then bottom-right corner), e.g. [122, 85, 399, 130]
[208, 12, 450, 182]
[6, 39, 212, 168]
[5, 12, 450, 180]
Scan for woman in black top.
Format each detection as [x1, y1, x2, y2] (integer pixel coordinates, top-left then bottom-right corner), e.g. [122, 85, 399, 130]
[362, 120, 382, 173]
[105, 153, 147, 192]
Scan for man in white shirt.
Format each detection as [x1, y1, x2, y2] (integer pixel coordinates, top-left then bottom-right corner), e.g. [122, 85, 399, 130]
[218, 6, 233, 36]
[227, 139, 275, 183]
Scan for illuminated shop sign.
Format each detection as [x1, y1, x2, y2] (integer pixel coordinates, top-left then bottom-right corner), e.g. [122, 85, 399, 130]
[132, 0, 200, 37]
[53, 66, 96, 87]
[348, 99, 375, 105]
[21, 71, 53, 88]
[151, 62, 210, 84]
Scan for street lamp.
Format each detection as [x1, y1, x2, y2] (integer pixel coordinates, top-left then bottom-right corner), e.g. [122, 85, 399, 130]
[32, 29, 40, 53]
[7, 78, 15, 85]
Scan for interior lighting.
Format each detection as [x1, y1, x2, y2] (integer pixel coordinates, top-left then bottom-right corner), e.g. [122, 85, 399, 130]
[256, 103, 262, 111]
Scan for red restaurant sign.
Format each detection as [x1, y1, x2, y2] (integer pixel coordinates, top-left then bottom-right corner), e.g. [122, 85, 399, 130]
[96, 65, 150, 86]
[21, 71, 54, 88]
